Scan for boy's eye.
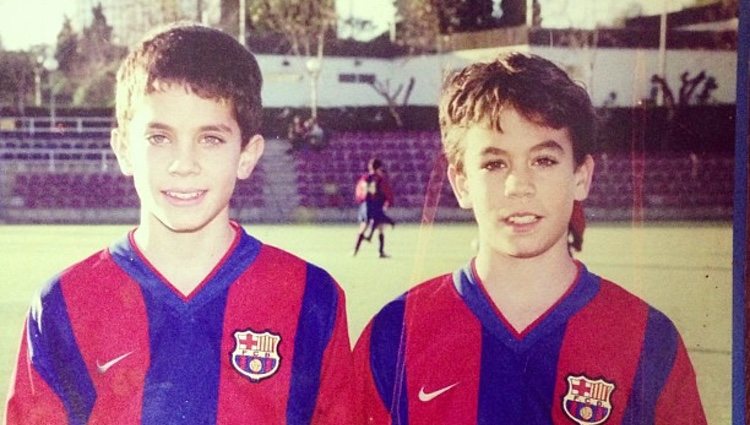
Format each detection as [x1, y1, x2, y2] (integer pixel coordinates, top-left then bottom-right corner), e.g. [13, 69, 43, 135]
[482, 160, 506, 171]
[201, 135, 225, 145]
[147, 134, 169, 145]
[533, 156, 559, 167]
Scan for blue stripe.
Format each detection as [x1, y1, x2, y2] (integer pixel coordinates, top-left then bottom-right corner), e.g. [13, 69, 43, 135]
[622, 307, 678, 425]
[369, 296, 409, 424]
[733, 2, 749, 422]
[286, 264, 339, 424]
[28, 278, 96, 425]
[109, 229, 261, 424]
[477, 320, 566, 424]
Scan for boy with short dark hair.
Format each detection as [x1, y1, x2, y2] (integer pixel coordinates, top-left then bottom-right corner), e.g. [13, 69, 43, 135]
[353, 53, 706, 424]
[5, 23, 355, 424]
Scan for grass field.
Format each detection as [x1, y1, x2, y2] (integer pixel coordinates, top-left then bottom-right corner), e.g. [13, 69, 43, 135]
[0, 222, 733, 423]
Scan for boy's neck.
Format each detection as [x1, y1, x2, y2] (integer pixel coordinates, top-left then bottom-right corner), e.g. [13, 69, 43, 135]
[474, 245, 578, 334]
[133, 218, 237, 297]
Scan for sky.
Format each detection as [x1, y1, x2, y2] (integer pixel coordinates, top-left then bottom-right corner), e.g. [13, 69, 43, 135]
[0, 0, 701, 52]
[0, 0, 76, 51]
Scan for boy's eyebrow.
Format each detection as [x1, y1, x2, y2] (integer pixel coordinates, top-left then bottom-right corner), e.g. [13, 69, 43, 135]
[530, 140, 566, 153]
[480, 140, 566, 156]
[145, 122, 235, 134]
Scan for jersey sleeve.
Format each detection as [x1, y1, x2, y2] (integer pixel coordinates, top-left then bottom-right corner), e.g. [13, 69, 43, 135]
[353, 297, 409, 425]
[353, 321, 392, 424]
[5, 280, 96, 425]
[654, 333, 707, 424]
[5, 321, 69, 425]
[310, 282, 358, 425]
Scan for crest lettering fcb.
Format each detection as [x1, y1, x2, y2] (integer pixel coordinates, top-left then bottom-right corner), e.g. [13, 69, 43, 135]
[563, 375, 615, 425]
[231, 329, 281, 382]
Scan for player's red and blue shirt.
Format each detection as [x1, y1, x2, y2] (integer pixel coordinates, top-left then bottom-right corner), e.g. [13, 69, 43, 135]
[354, 261, 707, 424]
[6, 224, 355, 424]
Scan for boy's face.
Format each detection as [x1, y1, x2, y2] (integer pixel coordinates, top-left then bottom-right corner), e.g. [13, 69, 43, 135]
[111, 84, 263, 233]
[447, 108, 594, 260]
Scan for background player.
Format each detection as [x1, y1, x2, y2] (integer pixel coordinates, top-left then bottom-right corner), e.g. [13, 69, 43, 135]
[353, 158, 395, 258]
[5, 23, 355, 424]
[353, 53, 706, 424]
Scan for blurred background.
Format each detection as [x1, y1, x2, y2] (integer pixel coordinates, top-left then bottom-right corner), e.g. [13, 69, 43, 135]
[0, 0, 739, 225]
[0, 0, 742, 423]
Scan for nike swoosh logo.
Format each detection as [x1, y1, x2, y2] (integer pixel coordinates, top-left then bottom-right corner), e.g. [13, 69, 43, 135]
[96, 351, 134, 374]
[418, 382, 459, 402]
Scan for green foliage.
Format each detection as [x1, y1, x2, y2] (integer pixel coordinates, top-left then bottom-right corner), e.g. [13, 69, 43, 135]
[395, 0, 534, 52]
[55, 16, 79, 76]
[78, 3, 117, 67]
[50, 3, 126, 107]
[73, 63, 118, 107]
[394, 0, 443, 52]
[0, 51, 36, 109]
[248, 0, 337, 57]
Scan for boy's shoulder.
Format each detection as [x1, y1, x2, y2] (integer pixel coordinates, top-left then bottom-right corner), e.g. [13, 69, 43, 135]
[256, 242, 334, 276]
[585, 274, 678, 334]
[30, 244, 124, 319]
[369, 272, 458, 321]
[251, 240, 344, 293]
[596, 277, 663, 313]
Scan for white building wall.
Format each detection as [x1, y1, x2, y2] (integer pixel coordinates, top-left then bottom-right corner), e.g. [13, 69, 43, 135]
[257, 46, 737, 109]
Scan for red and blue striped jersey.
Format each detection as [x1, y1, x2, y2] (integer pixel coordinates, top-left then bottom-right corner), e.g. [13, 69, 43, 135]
[354, 261, 706, 424]
[6, 225, 355, 424]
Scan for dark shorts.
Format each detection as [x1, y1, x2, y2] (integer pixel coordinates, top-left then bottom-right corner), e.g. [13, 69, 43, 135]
[357, 202, 394, 227]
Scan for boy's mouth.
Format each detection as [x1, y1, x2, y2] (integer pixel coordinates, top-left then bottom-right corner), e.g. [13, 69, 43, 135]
[504, 213, 541, 225]
[163, 190, 206, 201]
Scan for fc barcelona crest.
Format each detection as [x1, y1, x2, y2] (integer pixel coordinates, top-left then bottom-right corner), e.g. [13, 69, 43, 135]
[231, 329, 282, 382]
[563, 375, 615, 425]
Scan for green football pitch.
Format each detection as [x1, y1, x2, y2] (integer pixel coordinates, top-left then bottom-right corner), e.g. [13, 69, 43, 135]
[0, 222, 733, 423]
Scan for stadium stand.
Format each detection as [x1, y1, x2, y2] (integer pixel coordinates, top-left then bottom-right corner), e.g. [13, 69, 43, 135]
[0, 121, 734, 224]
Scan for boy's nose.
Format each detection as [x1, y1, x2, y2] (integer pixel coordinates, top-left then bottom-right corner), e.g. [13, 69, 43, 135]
[504, 168, 535, 198]
[168, 146, 200, 175]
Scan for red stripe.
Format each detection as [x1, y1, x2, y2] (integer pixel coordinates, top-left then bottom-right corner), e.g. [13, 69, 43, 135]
[552, 281, 648, 424]
[353, 322, 392, 424]
[404, 275, 481, 424]
[61, 251, 151, 424]
[654, 335, 708, 424]
[215, 246, 306, 423]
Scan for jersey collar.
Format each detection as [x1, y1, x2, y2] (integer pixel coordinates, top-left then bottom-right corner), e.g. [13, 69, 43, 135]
[452, 260, 601, 353]
[108, 222, 262, 311]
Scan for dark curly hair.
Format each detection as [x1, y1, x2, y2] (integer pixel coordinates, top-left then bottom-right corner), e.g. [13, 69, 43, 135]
[439, 52, 596, 171]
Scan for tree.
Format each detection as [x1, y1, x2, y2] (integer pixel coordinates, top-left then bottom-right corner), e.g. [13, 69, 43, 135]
[370, 77, 415, 127]
[437, 0, 495, 33]
[78, 3, 116, 67]
[394, 0, 504, 52]
[73, 64, 118, 107]
[497, 0, 539, 27]
[247, 0, 337, 118]
[0, 51, 36, 111]
[394, 0, 443, 52]
[55, 16, 79, 76]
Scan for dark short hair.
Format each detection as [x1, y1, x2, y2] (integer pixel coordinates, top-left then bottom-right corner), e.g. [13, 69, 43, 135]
[368, 158, 383, 171]
[115, 22, 263, 145]
[439, 52, 596, 171]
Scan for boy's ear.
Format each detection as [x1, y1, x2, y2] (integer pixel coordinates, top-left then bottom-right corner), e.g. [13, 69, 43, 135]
[110, 128, 133, 176]
[573, 154, 595, 201]
[237, 134, 264, 180]
[447, 164, 473, 209]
